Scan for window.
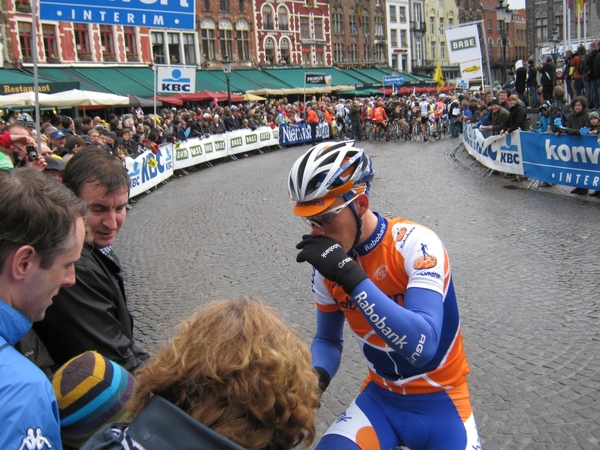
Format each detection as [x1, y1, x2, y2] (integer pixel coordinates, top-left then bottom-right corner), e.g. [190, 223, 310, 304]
[220, 0, 229, 11]
[183, 33, 196, 64]
[302, 47, 310, 65]
[415, 37, 422, 62]
[316, 47, 324, 65]
[374, 16, 383, 37]
[42, 24, 57, 60]
[487, 38, 493, 61]
[430, 41, 436, 59]
[487, 19, 492, 33]
[333, 43, 344, 62]
[348, 43, 357, 62]
[440, 41, 445, 59]
[350, 15, 357, 34]
[15, 0, 31, 12]
[332, 13, 344, 34]
[18, 22, 32, 59]
[203, 0, 211, 11]
[151, 32, 165, 63]
[238, 0, 245, 12]
[166, 33, 179, 64]
[430, 17, 435, 34]
[201, 28, 216, 61]
[262, 5, 274, 30]
[278, 7, 289, 31]
[280, 38, 290, 63]
[389, 5, 396, 22]
[362, 15, 369, 36]
[390, 29, 398, 47]
[100, 25, 115, 61]
[449, 18, 453, 26]
[314, 17, 323, 40]
[535, 17, 547, 41]
[236, 29, 249, 60]
[219, 29, 233, 59]
[300, 17, 310, 39]
[74, 23, 90, 60]
[439, 18, 444, 33]
[399, 6, 406, 23]
[264, 37, 275, 64]
[400, 30, 407, 47]
[124, 27, 138, 61]
[414, 4, 422, 24]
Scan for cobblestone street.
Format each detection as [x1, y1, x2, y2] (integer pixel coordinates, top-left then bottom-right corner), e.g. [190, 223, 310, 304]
[116, 137, 600, 449]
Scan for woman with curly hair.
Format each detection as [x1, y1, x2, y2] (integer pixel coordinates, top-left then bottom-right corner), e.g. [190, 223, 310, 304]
[81, 298, 320, 450]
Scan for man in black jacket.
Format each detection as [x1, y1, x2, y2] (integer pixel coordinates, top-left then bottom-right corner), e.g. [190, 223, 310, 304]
[526, 59, 539, 108]
[501, 95, 528, 135]
[34, 147, 149, 373]
[515, 61, 528, 105]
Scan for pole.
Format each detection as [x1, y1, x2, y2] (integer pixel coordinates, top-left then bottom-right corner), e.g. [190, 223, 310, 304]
[32, 0, 41, 151]
[563, 0, 568, 50]
[153, 64, 157, 129]
[503, 23, 508, 83]
[226, 73, 231, 107]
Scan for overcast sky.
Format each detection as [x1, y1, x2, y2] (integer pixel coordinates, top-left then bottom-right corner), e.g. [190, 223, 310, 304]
[506, 0, 525, 9]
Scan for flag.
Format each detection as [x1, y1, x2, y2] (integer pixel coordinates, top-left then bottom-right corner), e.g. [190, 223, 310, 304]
[357, 4, 362, 28]
[575, 0, 585, 13]
[433, 62, 444, 92]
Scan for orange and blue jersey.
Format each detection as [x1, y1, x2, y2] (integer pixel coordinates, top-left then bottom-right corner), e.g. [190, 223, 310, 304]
[310, 212, 479, 449]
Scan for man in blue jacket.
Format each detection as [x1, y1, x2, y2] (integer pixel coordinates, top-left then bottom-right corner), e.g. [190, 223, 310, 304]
[0, 168, 87, 450]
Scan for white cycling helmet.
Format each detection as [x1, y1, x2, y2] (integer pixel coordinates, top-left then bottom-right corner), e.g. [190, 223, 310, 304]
[288, 140, 374, 217]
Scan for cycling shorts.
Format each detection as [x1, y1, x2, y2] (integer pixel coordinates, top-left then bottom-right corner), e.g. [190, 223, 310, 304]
[316, 381, 481, 450]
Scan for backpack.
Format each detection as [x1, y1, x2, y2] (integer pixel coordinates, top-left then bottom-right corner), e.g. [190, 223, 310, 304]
[372, 107, 384, 122]
[579, 54, 591, 76]
[80, 396, 245, 450]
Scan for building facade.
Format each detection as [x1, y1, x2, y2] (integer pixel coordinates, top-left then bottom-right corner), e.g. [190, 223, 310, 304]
[387, 0, 411, 72]
[254, 0, 332, 67]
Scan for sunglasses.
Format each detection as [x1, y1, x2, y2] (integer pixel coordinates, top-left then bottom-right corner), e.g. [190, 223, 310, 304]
[304, 194, 359, 228]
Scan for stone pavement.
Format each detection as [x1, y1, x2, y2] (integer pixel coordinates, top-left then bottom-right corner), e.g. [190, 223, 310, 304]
[116, 137, 600, 449]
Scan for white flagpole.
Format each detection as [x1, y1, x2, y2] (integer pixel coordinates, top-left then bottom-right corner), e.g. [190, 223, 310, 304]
[583, 1, 587, 45]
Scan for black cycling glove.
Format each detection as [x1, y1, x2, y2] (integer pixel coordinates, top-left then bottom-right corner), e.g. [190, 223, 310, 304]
[296, 235, 368, 294]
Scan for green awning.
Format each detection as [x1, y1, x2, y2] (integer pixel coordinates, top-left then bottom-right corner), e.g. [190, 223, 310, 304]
[33, 67, 109, 92]
[77, 68, 155, 97]
[208, 69, 294, 92]
[263, 68, 309, 89]
[317, 67, 373, 86]
[0, 69, 53, 85]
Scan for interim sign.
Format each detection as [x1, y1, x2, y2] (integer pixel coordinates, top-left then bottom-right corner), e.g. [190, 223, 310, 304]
[40, 0, 195, 30]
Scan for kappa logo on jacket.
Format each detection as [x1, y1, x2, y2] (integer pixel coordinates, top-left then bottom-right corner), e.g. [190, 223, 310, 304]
[18, 428, 53, 450]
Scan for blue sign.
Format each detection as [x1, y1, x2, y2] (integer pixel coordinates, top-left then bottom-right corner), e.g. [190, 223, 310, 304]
[383, 76, 404, 85]
[40, 0, 195, 30]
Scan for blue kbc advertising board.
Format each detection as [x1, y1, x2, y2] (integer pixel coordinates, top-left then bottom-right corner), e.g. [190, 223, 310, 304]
[40, 0, 195, 30]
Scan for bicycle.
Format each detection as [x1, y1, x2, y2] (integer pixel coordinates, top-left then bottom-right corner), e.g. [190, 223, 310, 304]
[411, 119, 422, 141]
[426, 117, 441, 141]
[388, 119, 402, 142]
[367, 121, 386, 142]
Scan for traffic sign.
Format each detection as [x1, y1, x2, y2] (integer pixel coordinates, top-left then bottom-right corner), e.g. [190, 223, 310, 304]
[383, 76, 405, 85]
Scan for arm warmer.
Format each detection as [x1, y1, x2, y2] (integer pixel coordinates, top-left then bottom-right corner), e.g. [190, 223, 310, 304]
[350, 280, 444, 367]
[311, 308, 345, 383]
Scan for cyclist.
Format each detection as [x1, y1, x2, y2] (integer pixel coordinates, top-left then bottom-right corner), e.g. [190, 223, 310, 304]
[369, 100, 389, 140]
[335, 101, 349, 138]
[419, 95, 432, 141]
[288, 142, 481, 450]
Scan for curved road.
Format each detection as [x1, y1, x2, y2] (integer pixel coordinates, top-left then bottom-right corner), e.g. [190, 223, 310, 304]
[116, 137, 600, 449]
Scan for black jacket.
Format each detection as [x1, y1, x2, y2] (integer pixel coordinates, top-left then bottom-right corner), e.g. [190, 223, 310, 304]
[515, 66, 527, 93]
[505, 102, 528, 133]
[34, 245, 149, 373]
[526, 64, 538, 87]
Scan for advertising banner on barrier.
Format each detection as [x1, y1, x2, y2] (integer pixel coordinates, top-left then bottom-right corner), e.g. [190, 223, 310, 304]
[462, 124, 600, 189]
[521, 132, 600, 189]
[280, 122, 329, 146]
[127, 144, 174, 198]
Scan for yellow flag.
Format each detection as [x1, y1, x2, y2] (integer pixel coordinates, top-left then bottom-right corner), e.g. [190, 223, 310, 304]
[433, 62, 444, 92]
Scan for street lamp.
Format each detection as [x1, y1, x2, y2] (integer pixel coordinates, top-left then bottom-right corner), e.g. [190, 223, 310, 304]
[222, 56, 232, 107]
[496, 0, 513, 84]
[549, 29, 560, 64]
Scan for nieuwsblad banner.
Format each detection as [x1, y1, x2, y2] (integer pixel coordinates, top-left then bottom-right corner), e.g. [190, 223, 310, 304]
[462, 124, 600, 190]
[280, 122, 330, 146]
[446, 24, 482, 64]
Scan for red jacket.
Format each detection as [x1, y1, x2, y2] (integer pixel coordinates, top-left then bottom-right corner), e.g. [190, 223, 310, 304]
[0, 132, 12, 149]
[307, 109, 320, 124]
